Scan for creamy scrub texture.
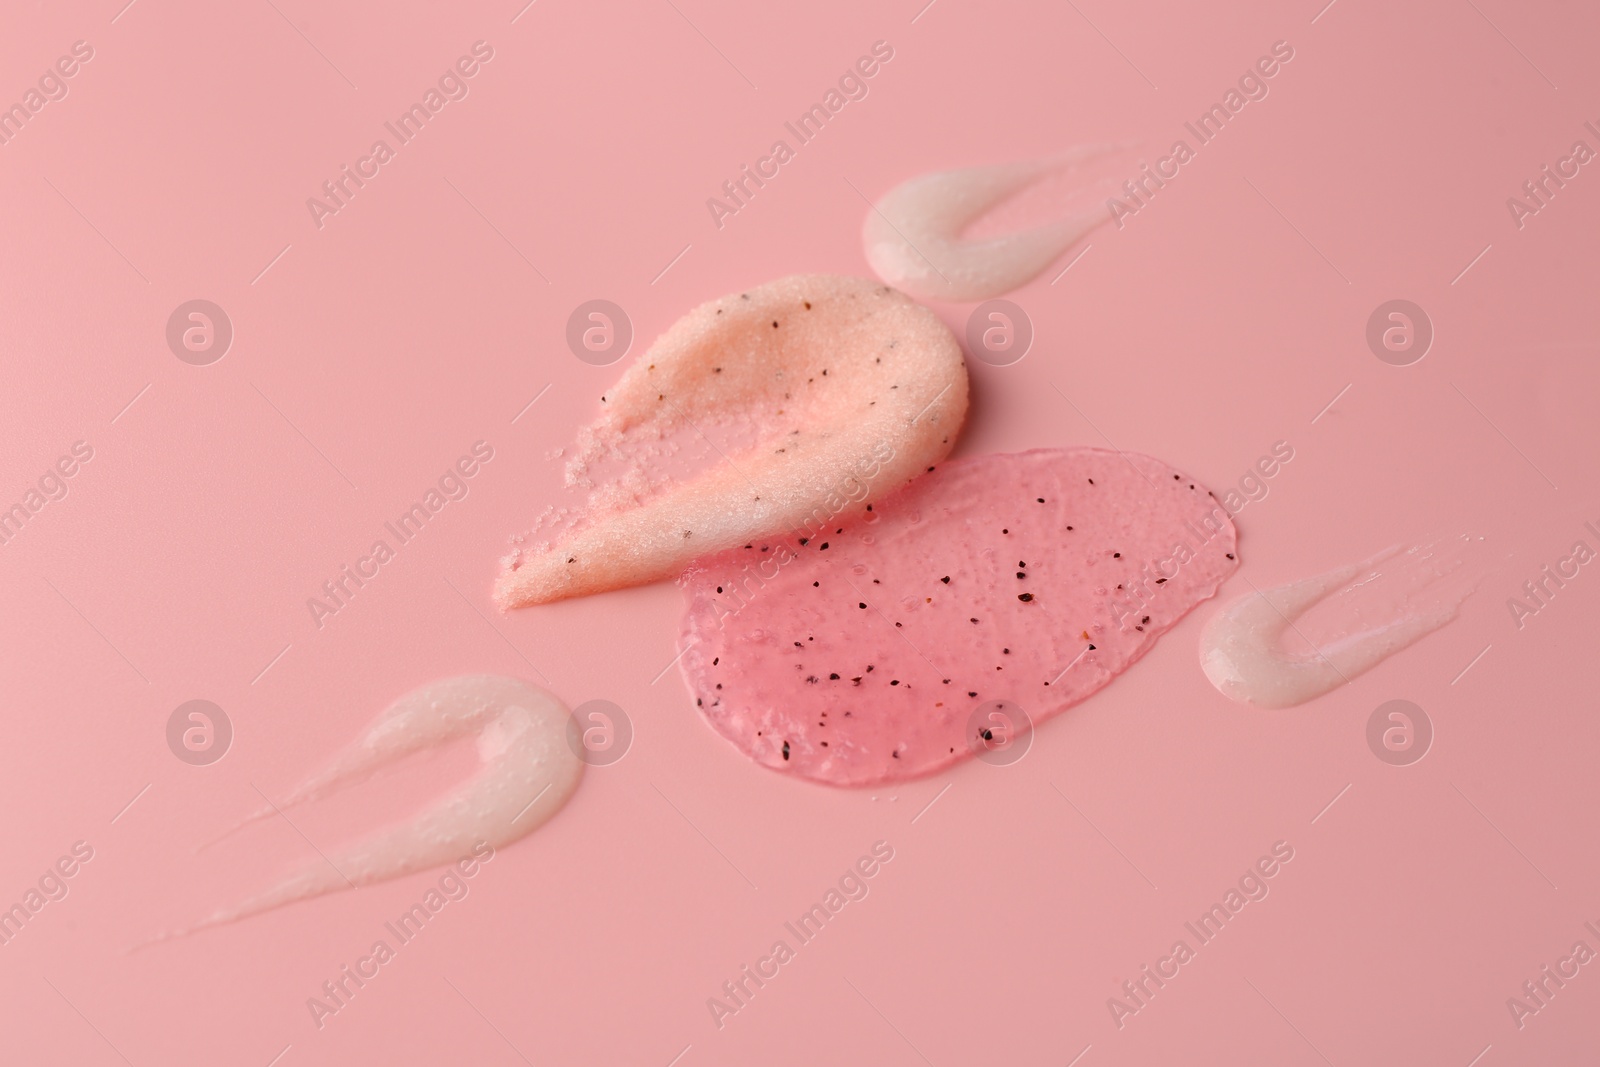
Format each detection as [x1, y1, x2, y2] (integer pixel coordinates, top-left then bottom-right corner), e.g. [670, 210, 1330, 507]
[678, 448, 1239, 785]
[496, 275, 968, 607]
[170, 676, 580, 936]
[862, 151, 1123, 301]
[1200, 540, 1484, 708]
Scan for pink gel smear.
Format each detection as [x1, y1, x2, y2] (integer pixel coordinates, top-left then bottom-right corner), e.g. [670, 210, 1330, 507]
[678, 448, 1239, 786]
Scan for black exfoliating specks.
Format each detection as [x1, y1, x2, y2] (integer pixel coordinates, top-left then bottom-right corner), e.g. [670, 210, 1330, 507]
[1018, 593, 1034, 602]
[782, 741, 790, 760]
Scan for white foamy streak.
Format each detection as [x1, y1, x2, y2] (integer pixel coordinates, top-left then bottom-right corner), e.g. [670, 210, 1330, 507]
[157, 676, 582, 941]
[1200, 539, 1486, 708]
[862, 148, 1127, 302]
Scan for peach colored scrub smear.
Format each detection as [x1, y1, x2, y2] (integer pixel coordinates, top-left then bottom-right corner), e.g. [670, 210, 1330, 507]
[496, 275, 968, 607]
[679, 448, 1239, 786]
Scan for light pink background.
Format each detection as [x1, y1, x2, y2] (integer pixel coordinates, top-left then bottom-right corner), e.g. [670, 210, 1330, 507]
[2, 0, 1597, 1064]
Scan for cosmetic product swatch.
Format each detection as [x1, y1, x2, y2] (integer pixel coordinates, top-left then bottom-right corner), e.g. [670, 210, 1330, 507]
[497, 275, 968, 607]
[679, 447, 1239, 785]
[862, 149, 1127, 301]
[1199, 538, 1485, 708]
[164, 675, 580, 937]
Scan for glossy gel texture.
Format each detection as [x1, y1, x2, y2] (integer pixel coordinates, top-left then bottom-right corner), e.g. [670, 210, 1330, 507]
[679, 448, 1238, 785]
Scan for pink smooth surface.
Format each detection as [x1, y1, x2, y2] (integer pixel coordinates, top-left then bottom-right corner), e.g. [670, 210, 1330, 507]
[1, 1, 1597, 1065]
